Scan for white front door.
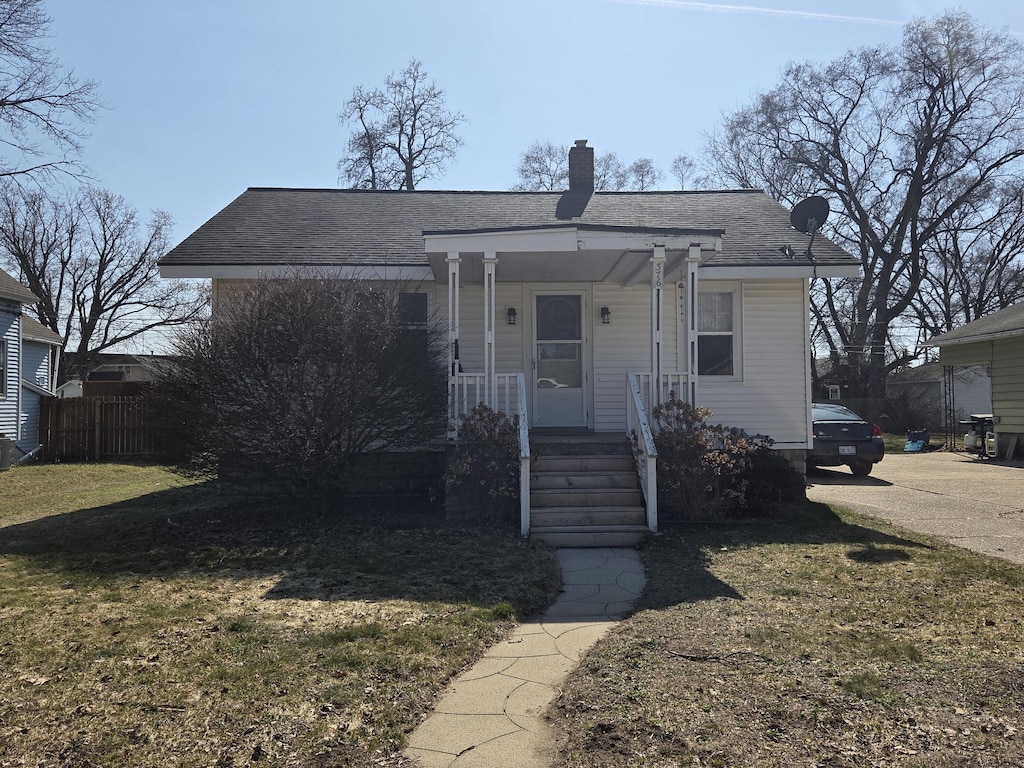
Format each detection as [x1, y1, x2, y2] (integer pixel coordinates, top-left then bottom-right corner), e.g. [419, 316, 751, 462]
[533, 293, 587, 427]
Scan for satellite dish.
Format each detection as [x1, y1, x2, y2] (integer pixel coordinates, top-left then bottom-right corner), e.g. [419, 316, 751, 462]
[790, 195, 829, 234]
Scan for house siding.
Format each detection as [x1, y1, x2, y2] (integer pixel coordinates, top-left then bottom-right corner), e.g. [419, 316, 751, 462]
[593, 282, 678, 432]
[16, 389, 40, 453]
[17, 339, 55, 454]
[22, 339, 52, 390]
[937, 343, 994, 368]
[209, 276, 814, 447]
[992, 336, 1024, 435]
[698, 279, 810, 448]
[1, 304, 19, 439]
[440, 281, 677, 432]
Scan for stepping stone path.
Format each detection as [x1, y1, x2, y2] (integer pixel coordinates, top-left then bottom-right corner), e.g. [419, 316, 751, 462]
[403, 547, 646, 767]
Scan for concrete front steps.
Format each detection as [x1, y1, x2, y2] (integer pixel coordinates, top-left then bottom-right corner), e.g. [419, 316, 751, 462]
[529, 433, 650, 547]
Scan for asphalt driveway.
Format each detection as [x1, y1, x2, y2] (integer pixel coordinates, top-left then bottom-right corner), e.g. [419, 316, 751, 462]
[806, 450, 1024, 565]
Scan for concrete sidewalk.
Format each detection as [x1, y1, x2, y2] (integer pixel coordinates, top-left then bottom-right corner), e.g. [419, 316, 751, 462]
[807, 451, 1024, 564]
[403, 547, 645, 768]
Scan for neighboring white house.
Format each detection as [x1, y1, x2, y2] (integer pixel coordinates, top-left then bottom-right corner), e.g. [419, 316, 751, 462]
[0, 268, 62, 459]
[928, 303, 1024, 459]
[158, 140, 860, 536]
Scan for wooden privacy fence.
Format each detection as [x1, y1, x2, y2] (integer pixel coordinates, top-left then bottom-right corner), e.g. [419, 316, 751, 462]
[39, 396, 154, 461]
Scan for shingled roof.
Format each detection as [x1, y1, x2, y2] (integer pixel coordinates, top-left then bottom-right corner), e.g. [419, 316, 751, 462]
[159, 187, 857, 271]
[928, 303, 1024, 346]
[0, 266, 39, 304]
[21, 314, 62, 345]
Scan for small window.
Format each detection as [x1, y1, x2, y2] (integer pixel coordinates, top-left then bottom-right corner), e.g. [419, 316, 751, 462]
[697, 291, 734, 376]
[400, 293, 428, 326]
[827, 384, 841, 400]
[0, 339, 6, 399]
[398, 293, 429, 359]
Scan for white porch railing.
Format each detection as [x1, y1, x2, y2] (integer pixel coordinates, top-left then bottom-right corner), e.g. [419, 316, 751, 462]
[626, 371, 658, 532]
[449, 372, 523, 423]
[635, 371, 694, 412]
[515, 374, 531, 537]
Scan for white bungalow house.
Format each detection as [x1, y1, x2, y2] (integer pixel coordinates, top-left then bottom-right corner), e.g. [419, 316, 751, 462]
[159, 140, 860, 544]
[1, 268, 62, 462]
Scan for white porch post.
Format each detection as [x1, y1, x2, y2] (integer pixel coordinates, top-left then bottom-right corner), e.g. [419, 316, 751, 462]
[447, 252, 461, 432]
[483, 251, 498, 409]
[650, 246, 666, 407]
[685, 244, 701, 407]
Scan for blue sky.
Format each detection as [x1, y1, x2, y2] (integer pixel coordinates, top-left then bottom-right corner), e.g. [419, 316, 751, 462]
[45, 0, 1021, 247]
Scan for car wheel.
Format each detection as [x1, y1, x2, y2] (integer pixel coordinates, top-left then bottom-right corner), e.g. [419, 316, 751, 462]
[850, 460, 872, 477]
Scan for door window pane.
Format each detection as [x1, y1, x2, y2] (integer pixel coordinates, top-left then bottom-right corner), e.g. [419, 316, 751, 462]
[536, 295, 582, 389]
[537, 296, 580, 341]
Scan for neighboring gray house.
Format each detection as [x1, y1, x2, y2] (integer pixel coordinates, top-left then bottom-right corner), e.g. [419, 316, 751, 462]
[928, 303, 1024, 459]
[158, 140, 860, 542]
[887, 361, 992, 429]
[1, 268, 62, 459]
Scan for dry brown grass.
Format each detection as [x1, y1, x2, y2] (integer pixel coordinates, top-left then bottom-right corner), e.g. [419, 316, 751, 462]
[552, 502, 1024, 767]
[0, 463, 561, 767]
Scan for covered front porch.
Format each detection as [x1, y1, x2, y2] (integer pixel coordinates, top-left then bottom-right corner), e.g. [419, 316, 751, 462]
[425, 225, 723, 541]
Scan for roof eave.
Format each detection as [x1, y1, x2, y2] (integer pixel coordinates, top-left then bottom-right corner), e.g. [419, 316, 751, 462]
[926, 327, 1024, 347]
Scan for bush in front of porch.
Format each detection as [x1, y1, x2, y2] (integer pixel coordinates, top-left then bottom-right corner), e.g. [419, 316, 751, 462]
[444, 404, 520, 531]
[651, 396, 805, 521]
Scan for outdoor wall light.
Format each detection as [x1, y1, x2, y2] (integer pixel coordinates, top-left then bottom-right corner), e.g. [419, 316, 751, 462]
[507, 307, 517, 325]
[600, 306, 611, 324]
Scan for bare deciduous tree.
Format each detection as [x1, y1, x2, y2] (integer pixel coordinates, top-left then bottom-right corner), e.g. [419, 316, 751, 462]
[670, 154, 696, 190]
[913, 179, 1024, 340]
[627, 158, 663, 191]
[0, 183, 206, 380]
[153, 276, 448, 510]
[0, 0, 99, 181]
[512, 141, 667, 191]
[703, 11, 1024, 411]
[511, 140, 567, 191]
[594, 151, 629, 191]
[338, 59, 465, 190]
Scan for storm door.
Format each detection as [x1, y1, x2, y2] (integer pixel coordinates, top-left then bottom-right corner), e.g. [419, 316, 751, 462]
[533, 293, 587, 427]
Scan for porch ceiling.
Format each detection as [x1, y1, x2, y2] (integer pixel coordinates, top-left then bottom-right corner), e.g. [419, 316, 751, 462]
[427, 248, 690, 286]
[424, 226, 718, 287]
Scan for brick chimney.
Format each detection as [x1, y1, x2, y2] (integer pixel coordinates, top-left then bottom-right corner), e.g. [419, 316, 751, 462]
[568, 139, 594, 192]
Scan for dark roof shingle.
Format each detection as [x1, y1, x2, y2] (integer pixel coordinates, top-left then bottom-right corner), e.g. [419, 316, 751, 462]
[160, 187, 857, 269]
[21, 315, 62, 344]
[928, 304, 1024, 346]
[0, 267, 39, 304]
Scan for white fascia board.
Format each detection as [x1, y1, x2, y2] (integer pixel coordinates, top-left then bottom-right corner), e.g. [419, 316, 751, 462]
[423, 228, 580, 254]
[698, 265, 861, 279]
[22, 378, 52, 397]
[21, 332, 61, 347]
[576, 232, 721, 252]
[159, 264, 434, 281]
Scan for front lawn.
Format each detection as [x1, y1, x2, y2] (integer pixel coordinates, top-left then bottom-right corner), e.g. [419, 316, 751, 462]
[0, 463, 561, 767]
[552, 503, 1024, 767]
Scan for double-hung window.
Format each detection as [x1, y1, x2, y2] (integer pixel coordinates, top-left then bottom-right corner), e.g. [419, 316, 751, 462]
[697, 290, 737, 377]
[399, 292, 429, 360]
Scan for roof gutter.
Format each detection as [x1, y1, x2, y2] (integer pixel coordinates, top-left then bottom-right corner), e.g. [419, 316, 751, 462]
[159, 264, 435, 281]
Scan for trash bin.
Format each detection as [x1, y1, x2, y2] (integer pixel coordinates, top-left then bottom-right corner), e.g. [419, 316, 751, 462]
[0, 433, 12, 471]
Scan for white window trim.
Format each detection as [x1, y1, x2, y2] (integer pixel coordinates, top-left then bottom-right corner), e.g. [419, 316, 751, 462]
[695, 282, 743, 383]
